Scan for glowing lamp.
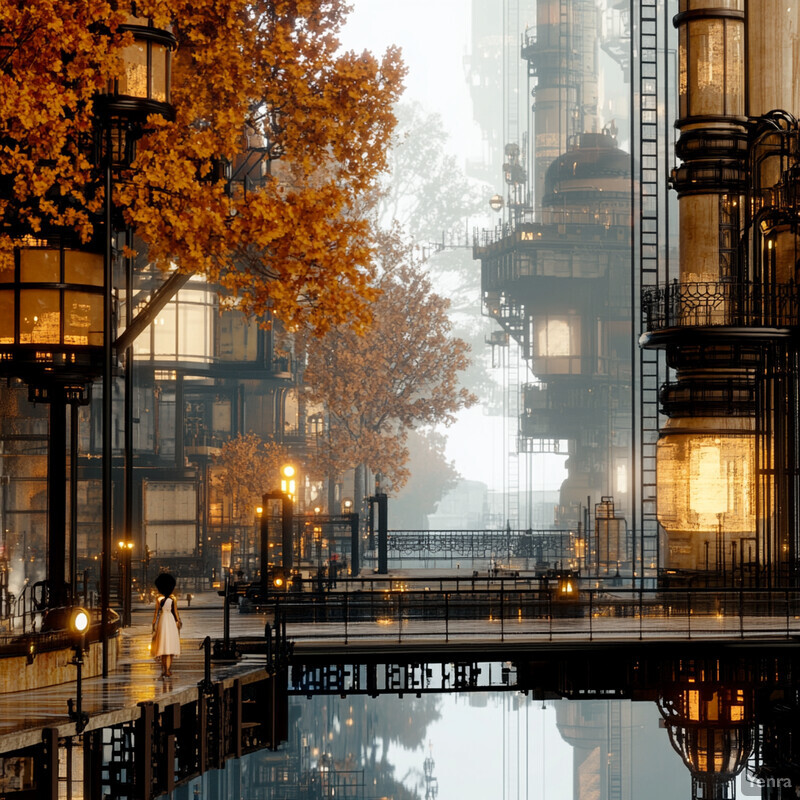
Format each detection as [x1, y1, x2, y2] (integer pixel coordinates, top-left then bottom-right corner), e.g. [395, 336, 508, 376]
[532, 315, 581, 375]
[69, 607, 90, 635]
[656, 417, 755, 536]
[280, 464, 296, 498]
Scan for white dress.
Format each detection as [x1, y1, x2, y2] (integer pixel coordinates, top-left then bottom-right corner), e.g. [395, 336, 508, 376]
[152, 596, 181, 657]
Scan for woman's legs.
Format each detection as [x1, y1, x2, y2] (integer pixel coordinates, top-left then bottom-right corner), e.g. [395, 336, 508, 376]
[164, 654, 173, 676]
[160, 655, 168, 677]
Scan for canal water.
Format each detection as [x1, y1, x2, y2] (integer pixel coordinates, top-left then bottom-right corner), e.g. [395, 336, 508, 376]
[156, 686, 783, 799]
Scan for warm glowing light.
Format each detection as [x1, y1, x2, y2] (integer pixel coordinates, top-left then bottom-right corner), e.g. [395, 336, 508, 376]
[657, 419, 755, 535]
[538, 318, 572, 357]
[70, 608, 90, 634]
[615, 463, 628, 495]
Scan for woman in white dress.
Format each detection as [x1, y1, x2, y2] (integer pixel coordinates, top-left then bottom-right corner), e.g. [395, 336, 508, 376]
[151, 593, 182, 677]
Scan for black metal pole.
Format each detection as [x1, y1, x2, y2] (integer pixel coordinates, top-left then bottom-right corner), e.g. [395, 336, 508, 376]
[281, 495, 293, 575]
[48, 393, 67, 608]
[260, 494, 269, 593]
[101, 158, 112, 677]
[377, 493, 388, 574]
[368, 497, 375, 550]
[349, 513, 359, 576]
[69, 402, 78, 604]
[123, 226, 133, 627]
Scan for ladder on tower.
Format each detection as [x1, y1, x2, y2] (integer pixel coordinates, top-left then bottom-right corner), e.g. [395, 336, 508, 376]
[506, 337, 521, 528]
[607, 701, 624, 800]
[634, 0, 670, 582]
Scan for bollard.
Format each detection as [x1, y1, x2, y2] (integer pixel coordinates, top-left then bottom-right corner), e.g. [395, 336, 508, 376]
[198, 636, 212, 693]
[223, 574, 231, 650]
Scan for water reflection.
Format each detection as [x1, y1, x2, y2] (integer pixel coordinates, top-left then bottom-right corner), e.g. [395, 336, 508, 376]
[158, 654, 800, 799]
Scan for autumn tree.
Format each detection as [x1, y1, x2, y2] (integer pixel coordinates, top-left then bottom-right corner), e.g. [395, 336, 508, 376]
[378, 102, 497, 401]
[300, 230, 475, 507]
[0, 0, 405, 334]
[211, 433, 291, 526]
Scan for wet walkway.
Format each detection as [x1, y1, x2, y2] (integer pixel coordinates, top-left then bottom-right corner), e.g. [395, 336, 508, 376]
[2, 586, 800, 751]
[0, 592, 271, 752]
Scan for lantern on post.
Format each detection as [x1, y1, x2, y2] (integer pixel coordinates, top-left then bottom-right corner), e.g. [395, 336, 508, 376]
[94, 12, 177, 167]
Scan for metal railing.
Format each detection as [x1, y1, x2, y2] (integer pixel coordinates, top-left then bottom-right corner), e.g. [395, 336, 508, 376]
[1, 575, 96, 634]
[642, 281, 800, 331]
[260, 587, 800, 645]
[0, 607, 119, 655]
[383, 529, 576, 559]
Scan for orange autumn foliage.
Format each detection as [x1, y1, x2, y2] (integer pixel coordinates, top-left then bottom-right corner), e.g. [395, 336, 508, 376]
[211, 433, 292, 525]
[0, 1, 405, 334]
[300, 231, 476, 490]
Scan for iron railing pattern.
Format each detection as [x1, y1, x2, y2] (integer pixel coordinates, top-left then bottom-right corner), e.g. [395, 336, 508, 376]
[642, 281, 800, 331]
[263, 587, 800, 645]
[385, 529, 576, 559]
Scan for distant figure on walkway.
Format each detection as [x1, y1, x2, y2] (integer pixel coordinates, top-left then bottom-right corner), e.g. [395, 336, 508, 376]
[152, 573, 182, 678]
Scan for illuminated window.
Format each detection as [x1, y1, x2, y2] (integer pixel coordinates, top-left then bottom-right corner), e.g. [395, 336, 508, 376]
[538, 318, 572, 356]
[657, 420, 755, 535]
[533, 316, 581, 375]
[134, 278, 214, 365]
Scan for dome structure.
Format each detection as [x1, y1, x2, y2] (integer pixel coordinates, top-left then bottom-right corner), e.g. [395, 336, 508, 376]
[542, 131, 631, 209]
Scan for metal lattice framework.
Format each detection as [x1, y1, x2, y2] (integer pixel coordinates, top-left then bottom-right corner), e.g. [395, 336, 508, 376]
[386, 529, 578, 561]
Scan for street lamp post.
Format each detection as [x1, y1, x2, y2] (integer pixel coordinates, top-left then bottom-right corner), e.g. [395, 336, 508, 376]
[66, 607, 90, 733]
[117, 539, 134, 626]
[93, 13, 177, 677]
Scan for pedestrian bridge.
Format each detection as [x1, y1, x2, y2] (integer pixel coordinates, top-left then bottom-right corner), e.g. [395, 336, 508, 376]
[234, 578, 800, 651]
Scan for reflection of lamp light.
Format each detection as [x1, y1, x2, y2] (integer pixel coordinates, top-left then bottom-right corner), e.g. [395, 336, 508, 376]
[658, 682, 752, 799]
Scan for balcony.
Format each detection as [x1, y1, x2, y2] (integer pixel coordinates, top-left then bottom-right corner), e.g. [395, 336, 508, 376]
[641, 281, 800, 345]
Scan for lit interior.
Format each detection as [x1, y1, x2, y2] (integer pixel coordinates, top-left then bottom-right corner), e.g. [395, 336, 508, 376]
[657, 426, 755, 534]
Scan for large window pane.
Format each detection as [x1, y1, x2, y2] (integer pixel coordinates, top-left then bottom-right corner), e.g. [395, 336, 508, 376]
[178, 303, 211, 362]
[0, 291, 14, 343]
[64, 291, 103, 346]
[119, 43, 148, 98]
[689, 20, 725, 116]
[725, 21, 744, 115]
[151, 44, 168, 102]
[153, 306, 177, 357]
[20, 290, 60, 343]
[64, 250, 103, 286]
[20, 249, 59, 283]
